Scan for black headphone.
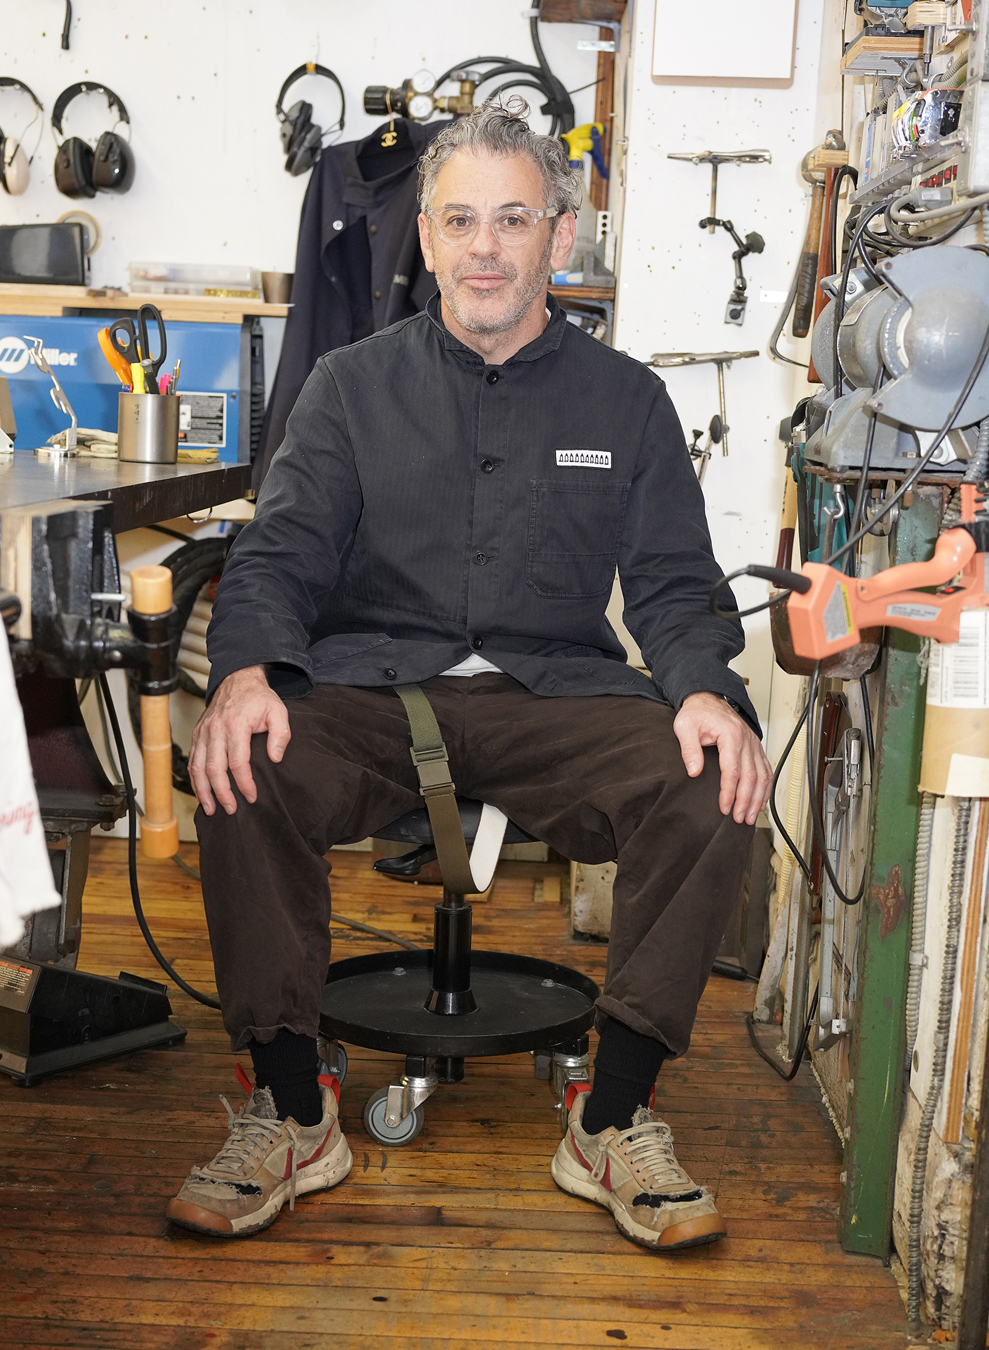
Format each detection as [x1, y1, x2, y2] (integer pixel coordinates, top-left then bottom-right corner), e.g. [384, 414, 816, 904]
[0, 78, 43, 196]
[52, 82, 135, 198]
[276, 63, 345, 176]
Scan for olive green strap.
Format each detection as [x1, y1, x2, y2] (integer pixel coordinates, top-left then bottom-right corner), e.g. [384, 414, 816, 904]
[394, 683, 478, 894]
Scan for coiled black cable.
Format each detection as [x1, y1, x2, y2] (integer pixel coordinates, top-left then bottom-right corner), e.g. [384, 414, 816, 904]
[434, 15, 575, 138]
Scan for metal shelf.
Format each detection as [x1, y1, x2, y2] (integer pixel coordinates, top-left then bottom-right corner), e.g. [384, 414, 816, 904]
[849, 137, 962, 206]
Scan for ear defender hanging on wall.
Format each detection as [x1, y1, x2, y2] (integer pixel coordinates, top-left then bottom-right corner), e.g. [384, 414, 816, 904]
[51, 82, 135, 199]
[275, 63, 345, 176]
[0, 78, 44, 196]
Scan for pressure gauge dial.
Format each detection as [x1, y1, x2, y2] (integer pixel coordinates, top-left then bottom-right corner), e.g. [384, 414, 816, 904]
[410, 70, 435, 94]
[408, 92, 435, 121]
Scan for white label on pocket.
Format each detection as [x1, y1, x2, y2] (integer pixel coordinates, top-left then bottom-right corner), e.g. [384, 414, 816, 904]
[556, 450, 611, 468]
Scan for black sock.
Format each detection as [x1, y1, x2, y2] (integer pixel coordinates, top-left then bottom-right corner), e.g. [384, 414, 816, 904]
[249, 1029, 322, 1127]
[580, 1018, 671, 1135]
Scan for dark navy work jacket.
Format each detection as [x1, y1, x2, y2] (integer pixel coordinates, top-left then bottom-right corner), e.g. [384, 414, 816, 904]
[255, 120, 448, 490]
[211, 294, 757, 732]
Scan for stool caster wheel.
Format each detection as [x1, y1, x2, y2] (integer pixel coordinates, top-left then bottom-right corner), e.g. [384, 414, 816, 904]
[557, 1080, 590, 1133]
[532, 1049, 552, 1081]
[363, 1086, 425, 1146]
[552, 1041, 590, 1133]
[316, 1036, 348, 1087]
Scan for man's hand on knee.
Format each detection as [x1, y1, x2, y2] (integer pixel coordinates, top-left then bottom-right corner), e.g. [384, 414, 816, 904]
[673, 692, 772, 827]
[189, 666, 291, 816]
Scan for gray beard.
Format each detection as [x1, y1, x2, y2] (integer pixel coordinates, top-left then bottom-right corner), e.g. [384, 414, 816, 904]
[440, 236, 554, 336]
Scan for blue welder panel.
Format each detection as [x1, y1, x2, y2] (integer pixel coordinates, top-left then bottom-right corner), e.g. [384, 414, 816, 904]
[0, 315, 242, 462]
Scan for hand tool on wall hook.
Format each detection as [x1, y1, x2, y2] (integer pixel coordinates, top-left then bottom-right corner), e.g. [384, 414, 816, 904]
[647, 349, 758, 458]
[686, 415, 723, 485]
[667, 148, 771, 234]
[668, 149, 770, 323]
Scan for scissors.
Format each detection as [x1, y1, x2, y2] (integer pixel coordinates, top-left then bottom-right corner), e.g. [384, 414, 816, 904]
[108, 303, 167, 394]
[97, 326, 134, 387]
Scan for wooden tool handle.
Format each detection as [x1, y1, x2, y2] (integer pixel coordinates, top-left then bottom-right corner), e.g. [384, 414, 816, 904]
[807, 168, 838, 384]
[775, 470, 799, 571]
[131, 564, 179, 859]
[792, 182, 825, 338]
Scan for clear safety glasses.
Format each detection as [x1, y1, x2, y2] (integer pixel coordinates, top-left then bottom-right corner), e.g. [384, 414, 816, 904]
[427, 206, 559, 247]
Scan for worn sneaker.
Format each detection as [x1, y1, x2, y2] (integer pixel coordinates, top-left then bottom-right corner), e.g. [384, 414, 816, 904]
[166, 1065, 352, 1237]
[551, 1084, 726, 1250]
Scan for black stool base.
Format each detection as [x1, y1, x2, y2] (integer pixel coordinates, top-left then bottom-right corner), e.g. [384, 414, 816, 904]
[320, 949, 598, 1058]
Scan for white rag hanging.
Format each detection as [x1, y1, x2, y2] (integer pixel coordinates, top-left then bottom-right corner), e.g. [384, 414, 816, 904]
[0, 636, 60, 947]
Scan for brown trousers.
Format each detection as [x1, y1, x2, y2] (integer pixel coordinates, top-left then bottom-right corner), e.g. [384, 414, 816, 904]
[197, 674, 752, 1056]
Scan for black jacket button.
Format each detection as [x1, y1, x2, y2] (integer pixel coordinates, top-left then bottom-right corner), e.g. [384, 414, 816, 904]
[485, 371, 499, 384]
[474, 552, 487, 565]
[480, 459, 495, 473]
[383, 668, 397, 679]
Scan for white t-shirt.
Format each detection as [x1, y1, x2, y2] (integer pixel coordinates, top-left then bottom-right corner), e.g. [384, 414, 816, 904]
[440, 653, 504, 677]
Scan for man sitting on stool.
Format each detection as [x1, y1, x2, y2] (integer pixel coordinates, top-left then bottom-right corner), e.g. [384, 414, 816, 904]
[166, 100, 772, 1250]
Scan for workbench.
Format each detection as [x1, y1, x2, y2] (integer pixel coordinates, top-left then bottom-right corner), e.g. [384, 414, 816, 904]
[2, 449, 251, 975]
[0, 452, 253, 531]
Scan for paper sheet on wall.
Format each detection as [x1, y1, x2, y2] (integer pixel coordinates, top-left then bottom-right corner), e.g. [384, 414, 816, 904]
[0, 636, 60, 947]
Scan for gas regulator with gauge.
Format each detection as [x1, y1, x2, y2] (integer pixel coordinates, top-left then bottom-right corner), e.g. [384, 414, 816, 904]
[363, 71, 479, 123]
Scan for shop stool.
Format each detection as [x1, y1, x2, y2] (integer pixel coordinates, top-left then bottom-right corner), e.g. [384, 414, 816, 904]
[318, 685, 598, 1146]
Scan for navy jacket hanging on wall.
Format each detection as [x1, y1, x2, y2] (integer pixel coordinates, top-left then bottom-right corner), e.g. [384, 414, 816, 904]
[254, 118, 449, 490]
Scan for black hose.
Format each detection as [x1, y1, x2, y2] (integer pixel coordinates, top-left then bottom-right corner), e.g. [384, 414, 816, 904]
[433, 53, 571, 134]
[330, 913, 421, 952]
[746, 986, 819, 1081]
[829, 165, 859, 275]
[486, 78, 551, 105]
[859, 675, 875, 778]
[845, 367, 886, 554]
[172, 855, 419, 950]
[98, 674, 222, 1010]
[529, 0, 575, 134]
[768, 704, 813, 883]
[834, 203, 886, 399]
[805, 664, 867, 906]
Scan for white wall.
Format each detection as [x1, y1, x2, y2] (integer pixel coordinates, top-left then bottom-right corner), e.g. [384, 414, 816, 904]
[615, 0, 845, 727]
[2, 0, 847, 727]
[0, 1, 601, 286]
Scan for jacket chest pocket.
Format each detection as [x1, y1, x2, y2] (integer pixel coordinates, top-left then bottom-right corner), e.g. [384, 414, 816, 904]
[526, 479, 630, 599]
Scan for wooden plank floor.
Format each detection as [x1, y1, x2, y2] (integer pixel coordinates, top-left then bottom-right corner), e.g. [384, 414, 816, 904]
[0, 840, 914, 1350]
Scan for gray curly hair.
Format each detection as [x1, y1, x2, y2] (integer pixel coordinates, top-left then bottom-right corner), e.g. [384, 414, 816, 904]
[418, 97, 582, 220]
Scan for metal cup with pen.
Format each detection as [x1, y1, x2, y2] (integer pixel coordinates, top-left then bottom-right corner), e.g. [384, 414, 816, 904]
[100, 303, 182, 463]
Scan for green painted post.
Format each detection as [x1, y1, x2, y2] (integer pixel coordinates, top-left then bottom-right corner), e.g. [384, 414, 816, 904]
[839, 489, 941, 1257]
